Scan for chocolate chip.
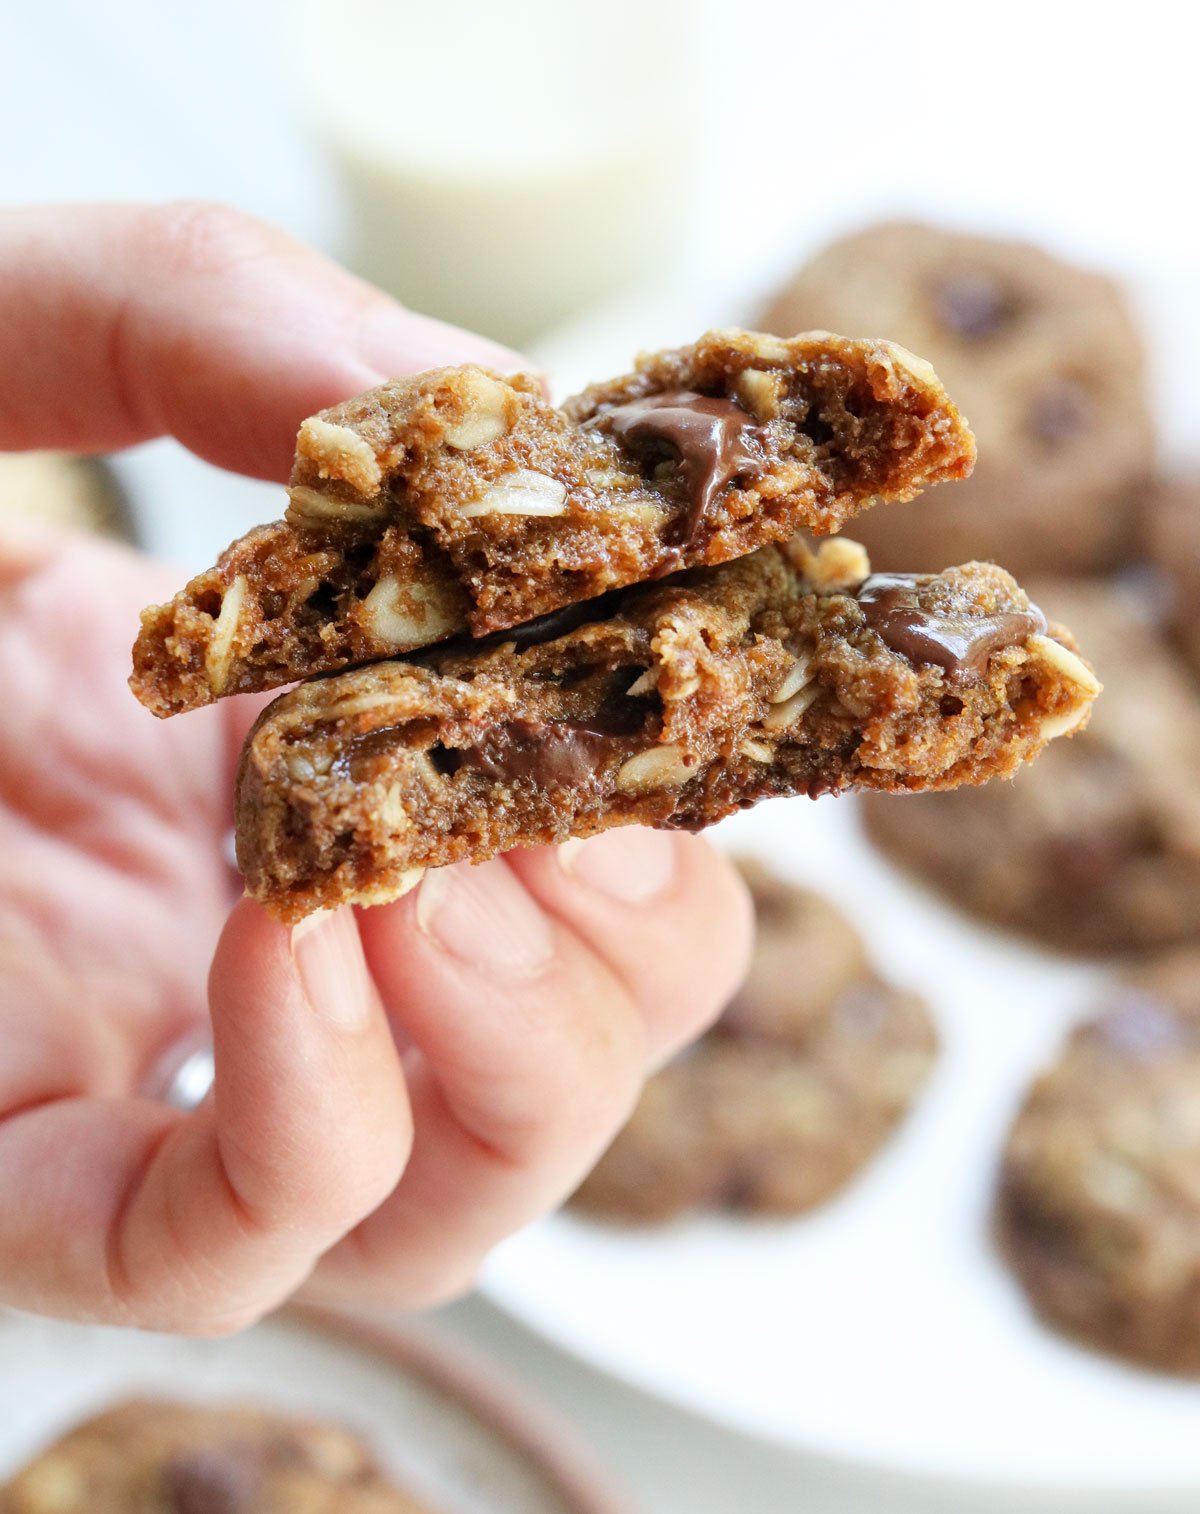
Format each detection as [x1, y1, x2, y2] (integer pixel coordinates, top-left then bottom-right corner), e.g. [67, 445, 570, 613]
[1029, 379, 1091, 445]
[857, 573, 1047, 681]
[931, 272, 1016, 340]
[162, 1448, 262, 1514]
[597, 391, 768, 549]
[445, 715, 643, 789]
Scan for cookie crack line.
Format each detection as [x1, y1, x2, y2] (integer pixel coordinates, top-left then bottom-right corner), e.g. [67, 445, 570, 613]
[130, 328, 975, 717]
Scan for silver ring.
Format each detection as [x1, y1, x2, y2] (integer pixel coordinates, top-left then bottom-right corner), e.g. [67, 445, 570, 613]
[146, 1033, 216, 1111]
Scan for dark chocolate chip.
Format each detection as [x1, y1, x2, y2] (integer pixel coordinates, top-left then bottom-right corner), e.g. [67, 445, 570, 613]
[446, 716, 642, 789]
[162, 1448, 262, 1514]
[596, 391, 768, 549]
[857, 573, 1046, 681]
[1029, 379, 1091, 445]
[931, 271, 1016, 340]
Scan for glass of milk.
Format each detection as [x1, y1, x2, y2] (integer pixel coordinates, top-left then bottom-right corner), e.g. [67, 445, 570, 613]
[305, 0, 703, 347]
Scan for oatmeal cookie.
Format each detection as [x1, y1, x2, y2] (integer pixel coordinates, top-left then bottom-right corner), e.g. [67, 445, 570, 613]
[997, 952, 1200, 1372]
[1146, 477, 1200, 676]
[234, 538, 1098, 924]
[0, 452, 134, 541]
[571, 861, 937, 1220]
[864, 579, 1200, 953]
[130, 330, 974, 715]
[762, 222, 1152, 576]
[0, 1399, 432, 1514]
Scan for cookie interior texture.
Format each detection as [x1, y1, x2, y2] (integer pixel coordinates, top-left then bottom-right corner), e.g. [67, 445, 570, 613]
[762, 221, 1152, 576]
[571, 859, 937, 1221]
[235, 538, 1099, 924]
[997, 952, 1200, 1373]
[0, 1399, 432, 1514]
[130, 329, 974, 716]
[863, 578, 1200, 954]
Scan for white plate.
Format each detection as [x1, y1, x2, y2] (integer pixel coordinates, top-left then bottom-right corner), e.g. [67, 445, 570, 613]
[0, 1306, 623, 1514]
[478, 274, 1200, 1499]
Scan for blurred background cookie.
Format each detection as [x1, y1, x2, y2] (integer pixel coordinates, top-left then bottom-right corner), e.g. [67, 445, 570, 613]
[996, 953, 1200, 1373]
[761, 222, 1152, 577]
[570, 861, 937, 1221]
[862, 579, 1200, 954]
[0, 451, 135, 542]
[1146, 477, 1200, 677]
[0, 1398, 433, 1514]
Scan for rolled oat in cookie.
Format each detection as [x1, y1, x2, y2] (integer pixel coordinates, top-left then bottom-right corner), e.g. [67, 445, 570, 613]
[130, 330, 974, 716]
[234, 538, 1099, 924]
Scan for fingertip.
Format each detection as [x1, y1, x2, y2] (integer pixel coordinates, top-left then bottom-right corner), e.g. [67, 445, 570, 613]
[290, 906, 374, 1029]
[356, 304, 532, 381]
[674, 834, 756, 1001]
[208, 896, 291, 1020]
[207, 897, 413, 1240]
[508, 830, 754, 1064]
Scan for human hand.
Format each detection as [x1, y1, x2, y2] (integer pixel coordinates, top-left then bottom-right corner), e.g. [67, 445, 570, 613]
[0, 203, 753, 1332]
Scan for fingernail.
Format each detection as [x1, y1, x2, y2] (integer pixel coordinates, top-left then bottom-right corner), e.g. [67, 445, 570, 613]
[358, 304, 526, 379]
[416, 860, 554, 976]
[291, 907, 372, 1028]
[560, 827, 676, 903]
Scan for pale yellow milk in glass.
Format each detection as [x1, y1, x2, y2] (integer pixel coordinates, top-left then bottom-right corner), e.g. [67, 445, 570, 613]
[306, 0, 702, 347]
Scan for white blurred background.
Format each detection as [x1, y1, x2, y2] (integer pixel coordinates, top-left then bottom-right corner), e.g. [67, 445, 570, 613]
[2, 3, 1197, 1509]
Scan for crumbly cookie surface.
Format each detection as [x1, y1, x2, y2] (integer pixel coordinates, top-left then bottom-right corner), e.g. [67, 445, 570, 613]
[762, 222, 1151, 576]
[997, 953, 1200, 1373]
[571, 861, 937, 1220]
[864, 579, 1200, 953]
[130, 330, 974, 716]
[1146, 477, 1200, 677]
[0, 1400, 431, 1514]
[235, 538, 1099, 924]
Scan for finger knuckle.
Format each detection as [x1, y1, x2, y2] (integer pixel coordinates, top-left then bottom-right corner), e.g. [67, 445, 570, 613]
[148, 199, 271, 283]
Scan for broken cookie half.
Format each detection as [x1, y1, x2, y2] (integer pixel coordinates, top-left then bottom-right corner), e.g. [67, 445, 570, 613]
[236, 538, 1100, 924]
[131, 330, 974, 716]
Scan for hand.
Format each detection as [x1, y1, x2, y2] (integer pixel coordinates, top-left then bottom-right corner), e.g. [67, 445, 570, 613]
[0, 203, 753, 1333]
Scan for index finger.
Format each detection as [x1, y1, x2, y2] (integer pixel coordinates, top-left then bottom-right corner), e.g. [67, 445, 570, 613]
[0, 201, 523, 480]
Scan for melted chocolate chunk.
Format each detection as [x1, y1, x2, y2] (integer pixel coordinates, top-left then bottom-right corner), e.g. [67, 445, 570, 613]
[445, 716, 639, 788]
[857, 573, 1046, 680]
[599, 391, 767, 548]
[162, 1449, 262, 1514]
[931, 271, 1016, 340]
[495, 587, 628, 650]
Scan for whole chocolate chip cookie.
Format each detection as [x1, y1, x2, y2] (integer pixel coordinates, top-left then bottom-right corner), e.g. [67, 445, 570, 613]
[1146, 477, 1200, 677]
[864, 578, 1200, 954]
[997, 953, 1200, 1373]
[0, 1400, 432, 1514]
[762, 222, 1153, 576]
[570, 862, 937, 1221]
